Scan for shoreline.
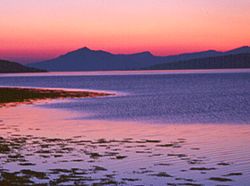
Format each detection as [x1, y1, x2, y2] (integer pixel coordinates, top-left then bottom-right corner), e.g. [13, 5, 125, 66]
[1, 68, 250, 78]
[0, 105, 249, 185]
[0, 87, 113, 107]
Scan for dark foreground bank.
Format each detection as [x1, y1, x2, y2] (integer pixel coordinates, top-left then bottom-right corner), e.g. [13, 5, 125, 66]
[0, 87, 111, 106]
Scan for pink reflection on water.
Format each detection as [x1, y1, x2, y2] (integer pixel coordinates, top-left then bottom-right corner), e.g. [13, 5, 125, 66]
[1, 104, 250, 184]
[1, 103, 250, 142]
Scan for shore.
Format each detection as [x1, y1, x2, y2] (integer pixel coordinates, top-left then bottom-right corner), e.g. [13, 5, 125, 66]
[1, 71, 249, 185]
[0, 88, 249, 185]
[0, 87, 112, 107]
[0, 105, 248, 185]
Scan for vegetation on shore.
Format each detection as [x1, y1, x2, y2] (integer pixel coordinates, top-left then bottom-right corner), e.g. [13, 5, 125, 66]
[0, 87, 111, 106]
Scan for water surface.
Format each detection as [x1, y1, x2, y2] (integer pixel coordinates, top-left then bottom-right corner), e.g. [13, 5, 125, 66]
[1, 69, 250, 124]
[0, 69, 250, 185]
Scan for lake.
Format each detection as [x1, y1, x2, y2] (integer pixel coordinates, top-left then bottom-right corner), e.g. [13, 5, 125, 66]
[0, 69, 250, 185]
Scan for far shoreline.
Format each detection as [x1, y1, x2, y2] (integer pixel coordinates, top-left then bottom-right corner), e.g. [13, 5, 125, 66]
[1, 68, 250, 78]
[0, 87, 113, 107]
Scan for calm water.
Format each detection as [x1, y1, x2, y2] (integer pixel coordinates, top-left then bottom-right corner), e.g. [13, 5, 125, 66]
[1, 69, 250, 124]
[1, 69, 250, 185]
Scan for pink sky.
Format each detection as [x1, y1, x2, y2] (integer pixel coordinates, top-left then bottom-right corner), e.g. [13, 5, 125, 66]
[1, 0, 250, 63]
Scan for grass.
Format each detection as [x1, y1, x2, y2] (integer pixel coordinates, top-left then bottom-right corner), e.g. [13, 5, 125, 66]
[0, 87, 112, 106]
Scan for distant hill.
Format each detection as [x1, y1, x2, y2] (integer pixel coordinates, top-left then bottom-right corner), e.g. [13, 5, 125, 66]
[0, 59, 46, 73]
[226, 46, 250, 55]
[28, 47, 223, 71]
[145, 53, 250, 70]
[28, 46, 250, 71]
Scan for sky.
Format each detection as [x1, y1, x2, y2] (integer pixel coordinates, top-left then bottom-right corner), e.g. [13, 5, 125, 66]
[0, 0, 250, 63]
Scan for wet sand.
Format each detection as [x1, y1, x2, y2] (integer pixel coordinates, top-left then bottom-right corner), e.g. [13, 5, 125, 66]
[0, 104, 250, 185]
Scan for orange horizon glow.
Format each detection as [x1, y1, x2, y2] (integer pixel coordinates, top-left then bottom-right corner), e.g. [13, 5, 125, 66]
[1, 0, 250, 63]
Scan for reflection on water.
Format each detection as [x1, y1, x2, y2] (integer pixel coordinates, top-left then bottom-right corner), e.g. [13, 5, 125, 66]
[1, 105, 250, 185]
[0, 70, 250, 124]
[1, 69, 250, 77]
[1, 70, 250, 185]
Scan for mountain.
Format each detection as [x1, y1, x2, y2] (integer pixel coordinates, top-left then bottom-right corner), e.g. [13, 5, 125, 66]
[28, 47, 223, 71]
[0, 59, 46, 73]
[145, 53, 250, 70]
[28, 46, 250, 71]
[225, 46, 250, 55]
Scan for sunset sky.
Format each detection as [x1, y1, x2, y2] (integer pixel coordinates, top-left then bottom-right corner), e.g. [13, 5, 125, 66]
[1, 0, 250, 63]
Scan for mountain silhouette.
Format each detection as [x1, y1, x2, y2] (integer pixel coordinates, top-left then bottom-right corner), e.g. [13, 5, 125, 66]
[0, 59, 46, 73]
[145, 53, 250, 70]
[28, 46, 250, 71]
[226, 46, 250, 55]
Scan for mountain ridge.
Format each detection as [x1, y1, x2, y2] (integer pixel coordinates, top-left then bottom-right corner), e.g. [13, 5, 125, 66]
[0, 59, 46, 73]
[28, 46, 250, 71]
[145, 53, 250, 70]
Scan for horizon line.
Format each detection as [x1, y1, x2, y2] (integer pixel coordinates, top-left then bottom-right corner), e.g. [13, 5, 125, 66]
[1, 45, 249, 64]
